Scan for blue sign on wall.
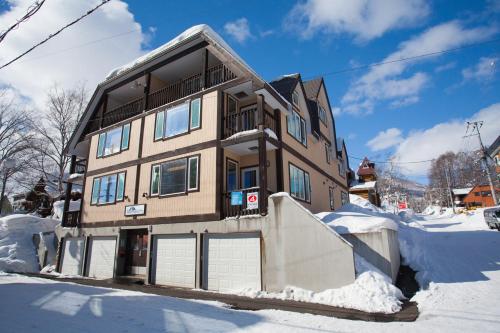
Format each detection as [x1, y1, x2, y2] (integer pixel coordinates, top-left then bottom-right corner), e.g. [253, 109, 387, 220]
[231, 191, 243, 205]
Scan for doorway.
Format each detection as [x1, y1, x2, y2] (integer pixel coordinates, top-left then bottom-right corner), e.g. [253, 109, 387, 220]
[124, 229, 148, 276]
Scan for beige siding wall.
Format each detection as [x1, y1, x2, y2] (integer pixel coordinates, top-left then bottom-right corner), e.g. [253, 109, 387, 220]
[282, 149, 343, 213]
[81, 166, 137, 223]
[87, 119, 141, 172]
[137, 147, 217, 218]
[142, 91, 218, 157]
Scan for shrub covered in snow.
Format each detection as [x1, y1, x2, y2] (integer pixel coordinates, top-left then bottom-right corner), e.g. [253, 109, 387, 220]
[0, 215, 59, 273]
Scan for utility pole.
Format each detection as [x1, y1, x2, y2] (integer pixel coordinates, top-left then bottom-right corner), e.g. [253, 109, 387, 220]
[444, 160, 456, 213]
[465, 121, 498, 205]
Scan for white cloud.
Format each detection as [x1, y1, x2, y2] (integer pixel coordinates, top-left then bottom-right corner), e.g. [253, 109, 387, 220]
[434, 61, 456, 73]
[341, 21, 497, 115]
[0, 0, 147, 109]
[224, 18, 252, 44]
[285, 0, 429, 42]
[367, 128, 404, 151]
[462, 56, 498, 82]
[392, 103, 500, 177]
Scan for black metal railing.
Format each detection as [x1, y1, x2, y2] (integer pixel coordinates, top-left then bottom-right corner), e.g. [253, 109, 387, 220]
[223, 109, 277, 139]
[206, 63, 236, 87]
[63, 211, 79, 228]
[223, 187, 271, 218]
[102, 97, 144, 128]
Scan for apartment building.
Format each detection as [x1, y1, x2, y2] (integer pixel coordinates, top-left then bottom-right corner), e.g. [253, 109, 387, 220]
[56, 25, 355, 293]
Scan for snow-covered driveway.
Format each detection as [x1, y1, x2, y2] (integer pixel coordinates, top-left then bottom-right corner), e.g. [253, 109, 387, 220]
[1, 212, 499, 332]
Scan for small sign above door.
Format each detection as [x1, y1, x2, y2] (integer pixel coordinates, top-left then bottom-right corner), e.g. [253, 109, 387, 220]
[125, 204, 146, 216]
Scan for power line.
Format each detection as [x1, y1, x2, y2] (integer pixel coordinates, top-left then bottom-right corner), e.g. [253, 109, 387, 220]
[303, 37, 500, 80]
[0, 0, 45, 44]
[0, 0, 112, 71]
[348, 155, 434, 164]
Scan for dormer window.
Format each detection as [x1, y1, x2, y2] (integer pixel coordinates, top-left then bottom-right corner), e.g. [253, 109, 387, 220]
[96, 123, 131, 158]
[318, 105, 327, 125]
[292, 90, 299, 106]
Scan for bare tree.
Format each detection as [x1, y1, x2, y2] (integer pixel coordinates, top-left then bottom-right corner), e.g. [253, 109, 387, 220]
[32, 84, 87, 195]
[0, 90, 35, 208]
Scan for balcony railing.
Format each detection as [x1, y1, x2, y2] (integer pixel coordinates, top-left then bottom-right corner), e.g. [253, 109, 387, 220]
[102, 97, 144, 128]
[223, 108, 277, 139]
[63, 211, 80, 228]
[223, 187, 271, 218]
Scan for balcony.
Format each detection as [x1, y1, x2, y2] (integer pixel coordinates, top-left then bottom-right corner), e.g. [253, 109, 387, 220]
[223, 107, 277, 139]
[223, 187, 272, 218]
[101, 64, 236, 128]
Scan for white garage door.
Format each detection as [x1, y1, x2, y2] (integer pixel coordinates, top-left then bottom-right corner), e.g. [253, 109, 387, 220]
[153, 234, 196, 288]
[61, 237, 84, 276]
[87, 236, 116, 279]
[204, 233, 261, 292]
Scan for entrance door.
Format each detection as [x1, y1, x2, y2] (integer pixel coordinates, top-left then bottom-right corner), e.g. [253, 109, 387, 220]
[241, 167, 259, 188]
[125, 229, 148, 275]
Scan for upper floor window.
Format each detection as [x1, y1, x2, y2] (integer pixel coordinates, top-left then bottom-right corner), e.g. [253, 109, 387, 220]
[338, 157, 346, 177]
[318, 105, 327, 125]
[154, 98, 201, 141]
[96, 123, 130, 158]
[91, 172, 126, 205]
[150, 155, 200, 196]
[289, 163, 311, 203]
[287, 110, 307, 146]
[325, 143, 332, 164]
[292, 90, 299, 106]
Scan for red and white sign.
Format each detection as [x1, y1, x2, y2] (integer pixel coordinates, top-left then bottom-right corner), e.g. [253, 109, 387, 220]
[398, 202, 407, 209]
[247, 192, 259, 210]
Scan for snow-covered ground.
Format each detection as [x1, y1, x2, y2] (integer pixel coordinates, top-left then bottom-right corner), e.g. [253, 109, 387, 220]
[1, 199, 500, 332]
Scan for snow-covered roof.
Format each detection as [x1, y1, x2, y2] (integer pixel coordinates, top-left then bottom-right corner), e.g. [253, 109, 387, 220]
[452, 188, 473, 196]
[350, 181, 376, 190]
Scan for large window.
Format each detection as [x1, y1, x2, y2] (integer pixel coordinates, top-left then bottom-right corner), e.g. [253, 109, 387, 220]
[318, 105, 327, 125]
[91, 172, 126, 205]
[150, 155, 199, 196]
[154, 98, 201, 140]
[96, 123, 131, 158]
[287, 110, 307, 146]
[289, 163, 311, 202]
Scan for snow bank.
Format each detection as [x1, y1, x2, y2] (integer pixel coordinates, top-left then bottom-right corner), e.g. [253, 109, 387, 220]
[0, 215, 59, 273]
[316, 195, 398, 234]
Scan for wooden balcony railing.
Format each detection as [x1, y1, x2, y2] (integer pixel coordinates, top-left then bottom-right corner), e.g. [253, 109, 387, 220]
[223, 108, 277, 139]
[223, 187, 272, 218]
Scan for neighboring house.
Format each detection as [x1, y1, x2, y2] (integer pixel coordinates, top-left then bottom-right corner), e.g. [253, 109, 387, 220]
[487, 135, 500, 183]
[452, 188, 473, 207]
[463, 184, 500, 208]
[349, 157, 381, 206]
[56, 25, 355, 293]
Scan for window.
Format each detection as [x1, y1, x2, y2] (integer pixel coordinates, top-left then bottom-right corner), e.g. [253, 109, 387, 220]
[289, 164, 311, 202]
[188, 156, 199, 191]
[292, 90, 299, 105]
[338, 157, 346, 177]
[341, 191, 349, 206]
[155, 99, 201, 140]
[482, 191, 491, 196]
[287, 110, 307, 146]
[325, 143, 332, 164]
[475, 192, 480, 196]
[150, 156, 199, 196]
[96, 123, 131, 158]
[318, 105, 327, 125]
[227, 159, 238, 192]
[190, 98, 201, 129]
[241, 167, 259, 188]
[329, 187, 334, 210]
[91, 172, 126, 205]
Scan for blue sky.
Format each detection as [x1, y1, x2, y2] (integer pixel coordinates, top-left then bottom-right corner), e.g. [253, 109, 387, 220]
[1, 0, 499, 183]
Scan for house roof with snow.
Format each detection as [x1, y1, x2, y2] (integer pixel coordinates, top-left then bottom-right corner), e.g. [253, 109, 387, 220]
[357, 157, 377, 177]
[350, 181, 377, 191]
[452, 188, 473, 196]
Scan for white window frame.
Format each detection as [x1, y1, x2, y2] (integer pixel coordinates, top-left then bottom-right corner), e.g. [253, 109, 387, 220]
[96, 123, 131, 158]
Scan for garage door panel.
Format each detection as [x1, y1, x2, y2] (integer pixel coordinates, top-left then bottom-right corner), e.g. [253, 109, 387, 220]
[153, 234, 196, 288]
[204, 233, 261, 292]
[87, 236, 116, 279]
[61, 237, 84, 276]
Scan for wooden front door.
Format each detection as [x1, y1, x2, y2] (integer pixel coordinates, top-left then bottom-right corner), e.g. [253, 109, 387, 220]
[125, 229, 148, 275]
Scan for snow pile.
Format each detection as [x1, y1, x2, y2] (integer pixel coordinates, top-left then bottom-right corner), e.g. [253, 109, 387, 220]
[226, 128, 278, 141]
[0, 215, 59, 273]
[398, 209, 416, 222]
[238, 268, 404, 314]
[317, 195, 398, 234]
[52, 200, 81, 221]
[422, 205, 442, 215]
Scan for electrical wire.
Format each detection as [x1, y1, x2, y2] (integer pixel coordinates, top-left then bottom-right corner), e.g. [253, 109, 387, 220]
[0, 0, 45, 44]
[0, 0, 112, 70]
